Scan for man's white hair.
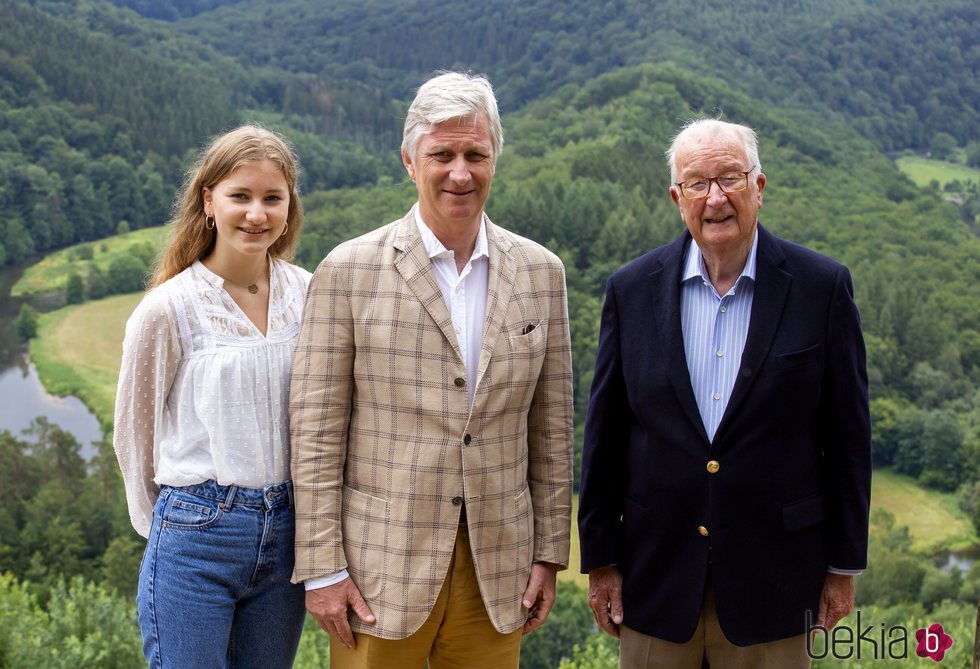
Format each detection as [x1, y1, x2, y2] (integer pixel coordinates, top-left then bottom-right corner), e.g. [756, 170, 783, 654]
[666, 119, 762, 184]
[402, 72, 504, 163]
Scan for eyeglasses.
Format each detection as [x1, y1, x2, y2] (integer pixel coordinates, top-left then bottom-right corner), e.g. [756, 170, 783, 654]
[675, 167, 756, 200]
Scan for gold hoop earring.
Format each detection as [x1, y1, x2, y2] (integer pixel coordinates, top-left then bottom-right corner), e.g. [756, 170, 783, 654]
[280, 221, 288, 238]
[206, 216, 215, 230]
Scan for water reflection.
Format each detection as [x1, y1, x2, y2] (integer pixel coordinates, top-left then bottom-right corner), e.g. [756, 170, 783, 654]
[0, 363, 104, 459]
[0, 260, 105, 458]
[937, 547, 978, 574]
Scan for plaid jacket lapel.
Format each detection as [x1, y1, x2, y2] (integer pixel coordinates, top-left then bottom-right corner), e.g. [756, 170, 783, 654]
[392, 214, 464, 364]
[475, 218, 516, 393]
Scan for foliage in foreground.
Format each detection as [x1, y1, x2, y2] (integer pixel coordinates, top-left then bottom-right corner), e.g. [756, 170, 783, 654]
[0, 574, 142, 669]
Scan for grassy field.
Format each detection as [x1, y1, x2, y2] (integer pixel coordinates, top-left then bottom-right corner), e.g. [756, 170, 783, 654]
[12, 226, 168, 297]
[895, 155, 980, 189]
[870, 467, 975, 553]
[29, 293, 142, 428]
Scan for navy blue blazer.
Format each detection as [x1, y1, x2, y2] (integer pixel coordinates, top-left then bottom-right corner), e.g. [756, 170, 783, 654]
[578, 225, 872, 645]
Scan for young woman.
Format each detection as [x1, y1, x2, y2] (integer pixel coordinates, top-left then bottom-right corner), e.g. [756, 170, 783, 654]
[113, 125, 310, 668]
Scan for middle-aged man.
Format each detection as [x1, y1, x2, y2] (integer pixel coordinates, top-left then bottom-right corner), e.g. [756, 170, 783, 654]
[289, 72, 574, 668]
[578, 119, 872, 667]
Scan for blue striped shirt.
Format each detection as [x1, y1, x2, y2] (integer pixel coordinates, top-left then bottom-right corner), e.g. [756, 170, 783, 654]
[680, 232, 758, 442]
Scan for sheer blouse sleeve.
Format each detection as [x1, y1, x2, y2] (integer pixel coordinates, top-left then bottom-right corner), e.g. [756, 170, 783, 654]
[112, 288, 183, 538]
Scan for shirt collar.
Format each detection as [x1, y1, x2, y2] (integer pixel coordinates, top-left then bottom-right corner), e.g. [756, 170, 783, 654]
[413, 203, 489, 262]
[681, 229, 759, 287]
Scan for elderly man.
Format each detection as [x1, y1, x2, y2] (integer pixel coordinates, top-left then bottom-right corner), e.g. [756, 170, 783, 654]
[290, 72, 574, 668]
[578, 119, 871, 667]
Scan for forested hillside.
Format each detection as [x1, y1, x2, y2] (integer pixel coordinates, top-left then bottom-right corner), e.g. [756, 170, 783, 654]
[1, 0, 979, 666]
[0, 0, 235, 265]
[158, 0, 979, 152]
[5, 0, 976, 271]
[0, 0, 399, 269]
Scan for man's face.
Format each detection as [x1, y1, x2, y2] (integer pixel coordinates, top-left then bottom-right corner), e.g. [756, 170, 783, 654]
[402, 114, 495, 234]
[669, 133, 765, 258]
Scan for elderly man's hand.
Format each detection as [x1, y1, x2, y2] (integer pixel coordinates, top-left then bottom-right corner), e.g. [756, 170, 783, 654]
[816, 573, 854, 631]
[306, 578, 376, 649]
[588, 565, 624, 638]
[523, 561, 560, 634]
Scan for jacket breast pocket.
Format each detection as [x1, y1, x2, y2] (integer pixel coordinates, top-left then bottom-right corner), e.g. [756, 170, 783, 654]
[342, 486, 390, 600]
[507, 320, 546, 352]
[770, 344, 820, 372]
[781, 494, 825, 533]
[490, 320, 547, 391]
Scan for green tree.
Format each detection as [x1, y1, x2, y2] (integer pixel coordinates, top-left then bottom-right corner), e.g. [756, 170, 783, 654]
[14, 304, 39, 340]
[87, 265, 109, 300]
[856, 510, 928, 607]
[520, 581, 595, 669]
[919, 568, 963, 612]
[99, 535, 143, 598]
[558, 632, 619, 669]
[5, 218, 36, 264]
[65, 272, 85, 305]
[107, 254, 146, 294]
[4, 577, 144, 669]
[916, 410, 966, 492]
[293, 615, 331, 669]
[966, 142, 980, 169]
[930, 132, 957, 161]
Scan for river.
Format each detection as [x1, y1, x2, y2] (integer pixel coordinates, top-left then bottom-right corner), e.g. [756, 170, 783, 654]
[0, 261, 104, 458]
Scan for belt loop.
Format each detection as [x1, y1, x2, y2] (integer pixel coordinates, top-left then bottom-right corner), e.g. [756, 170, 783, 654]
[222, 484, 238, 511]
[286, 480, 295, 509]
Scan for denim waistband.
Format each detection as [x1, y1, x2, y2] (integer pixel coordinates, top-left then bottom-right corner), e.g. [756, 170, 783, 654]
[164, 479, 294, 511]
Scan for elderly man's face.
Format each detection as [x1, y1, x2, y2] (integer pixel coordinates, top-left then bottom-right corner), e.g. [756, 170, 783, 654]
[402, 114, 495, 234]
[669, 133, 765, 259]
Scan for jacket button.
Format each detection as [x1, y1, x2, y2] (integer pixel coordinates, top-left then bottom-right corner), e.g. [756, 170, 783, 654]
[698, 525, 709, 537]
[706, 460, 720, 474]
[463, 433, 472, 445]
[454, 377, 465, 387]
[451, 496, 463, 506]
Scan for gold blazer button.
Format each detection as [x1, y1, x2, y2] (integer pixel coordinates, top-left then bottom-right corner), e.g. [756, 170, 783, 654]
[698, 525, 709, 537]
[706, 460, 720, 474]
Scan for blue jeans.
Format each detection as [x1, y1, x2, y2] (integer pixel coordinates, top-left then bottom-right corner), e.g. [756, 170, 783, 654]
[137, 480, 306, 669]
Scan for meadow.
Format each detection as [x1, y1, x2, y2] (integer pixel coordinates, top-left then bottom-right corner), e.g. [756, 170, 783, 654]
[11, 226, 168, 297]
[28, 292, 141, 429]
[895, 155, 980, 189]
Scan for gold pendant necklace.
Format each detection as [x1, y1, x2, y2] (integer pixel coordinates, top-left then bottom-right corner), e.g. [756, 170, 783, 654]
[247, 283, 259, 294]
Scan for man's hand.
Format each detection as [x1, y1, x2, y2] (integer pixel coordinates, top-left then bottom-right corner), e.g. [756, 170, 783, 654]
[306, 578, 376, 649]
[588, 565, 623, 638]
[816, 573, 854, 630]
[523, 562, 559, 634]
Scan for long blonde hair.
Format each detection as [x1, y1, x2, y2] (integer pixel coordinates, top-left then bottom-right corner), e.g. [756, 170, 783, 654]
[150, 125, 304, 288]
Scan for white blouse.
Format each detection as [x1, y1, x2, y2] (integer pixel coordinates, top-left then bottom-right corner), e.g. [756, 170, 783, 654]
[113, 259, 312, 537]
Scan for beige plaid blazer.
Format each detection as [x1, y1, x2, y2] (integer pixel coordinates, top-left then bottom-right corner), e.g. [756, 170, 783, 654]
[290, 211, 573, 638]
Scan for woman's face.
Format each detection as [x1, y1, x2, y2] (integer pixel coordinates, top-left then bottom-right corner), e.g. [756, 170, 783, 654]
[202, 159, 289, 261]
